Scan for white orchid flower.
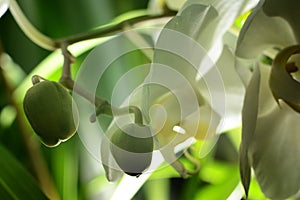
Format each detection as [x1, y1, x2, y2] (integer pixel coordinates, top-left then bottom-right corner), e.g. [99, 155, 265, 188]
[100, 0, 258, 182]
[0, 0, 9, 18]
[236, 0, 300, 198]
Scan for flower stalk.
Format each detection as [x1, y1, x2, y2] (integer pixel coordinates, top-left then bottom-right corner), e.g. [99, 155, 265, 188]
[8, 0, 176, 51]
[7, 0, 176, 124]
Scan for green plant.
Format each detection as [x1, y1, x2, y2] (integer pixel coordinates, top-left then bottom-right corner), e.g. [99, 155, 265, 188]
[23, 76, 77, 147]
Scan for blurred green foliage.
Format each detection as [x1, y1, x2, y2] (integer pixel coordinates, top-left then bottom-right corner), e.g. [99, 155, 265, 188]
[0, 0, 148, 72]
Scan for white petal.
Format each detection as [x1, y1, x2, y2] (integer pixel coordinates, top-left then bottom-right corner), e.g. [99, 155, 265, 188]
[249, 102, 300, 199]
[0, 0, 8, 18]
[155, 0, 259, 80]
[236, 8, 296, 59]
[101, 124, 123, 182]
[149, 90, 201, 144]
[154, 3, 219, 75]
[262, 0, 300, 42]
[246, 64, 300, 198]
[181, 105, 220, 141]
[208, 46, 245, 131]
[270, 45, 300, 106]
[235, 57, 254, 86]
[181, 104, 221, 158]
[180, 0, 259, 62]
[239, 64, 261, 196]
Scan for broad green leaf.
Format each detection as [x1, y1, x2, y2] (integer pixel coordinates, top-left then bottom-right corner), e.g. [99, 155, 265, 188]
[110, 9, 150, 24]
[0, 145, 48, 199]
[149, 164, 180, 180]
[110, 174, 152, 200]
[197, 161, 240, 199]
[0, 53, 26, 88]
[166, 0, 186, 10]
[200, 161, 238, 185]
[144, 179, 170, 200]
[51, 136, 79, 200]
[247, 178, 268, 200]
[234, 11, 250, 29]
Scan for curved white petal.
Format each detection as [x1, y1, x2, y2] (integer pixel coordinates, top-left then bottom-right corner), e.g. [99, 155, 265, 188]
[239, 64, 261, 196]
[244, 65, 300, 199]
[182, 0, 259, 62]
[270, 45, 300, 106]
[149, 90, 201, 143]
[181, 105, 220, 140]
[101, 124, 123, 182]
[211, 46, 245, 131]
[262, 0, 300, 42]
[249, 102, 300, 199]
[236, 8, 296, 59]
[155, 0, 259, 80]
[153, 3, 219, 76]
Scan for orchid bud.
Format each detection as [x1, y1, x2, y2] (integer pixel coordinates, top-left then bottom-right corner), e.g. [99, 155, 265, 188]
[110, 123, 153, 177]
[23, 80, 77, 147]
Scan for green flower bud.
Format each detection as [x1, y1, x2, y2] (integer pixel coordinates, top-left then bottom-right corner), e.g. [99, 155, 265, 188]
[110, 123, 153, 177]
[23, 80, 77, 147]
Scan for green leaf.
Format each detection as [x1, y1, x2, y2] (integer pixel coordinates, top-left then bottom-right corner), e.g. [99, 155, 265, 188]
[144, 179, 170, 200]
[197, 161, 240, 199]
[166, 0, 186, 11]
[234, 11, 250, 29]
[0, 144, 48, 200]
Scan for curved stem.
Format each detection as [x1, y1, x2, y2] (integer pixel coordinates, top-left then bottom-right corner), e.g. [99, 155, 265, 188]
[9, 0, 163, 124]
[8, 0, 176, 51]
[184, 149, 201, 174]
[59, 45, 144, 124]
[8, 0, 58, 50]
[56, 12, 176, 46]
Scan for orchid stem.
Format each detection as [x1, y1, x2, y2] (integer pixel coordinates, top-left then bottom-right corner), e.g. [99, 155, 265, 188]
[9, 0, 158, 124]
[8, 0, 176, 51]
[55, 12, 176, 46]
[58, 45, 144, 125]
[184, 149, 201, 174]
[8, 0, 58, 50]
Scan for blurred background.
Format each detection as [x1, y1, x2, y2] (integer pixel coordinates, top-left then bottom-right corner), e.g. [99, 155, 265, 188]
[0, 0, 267, 199]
